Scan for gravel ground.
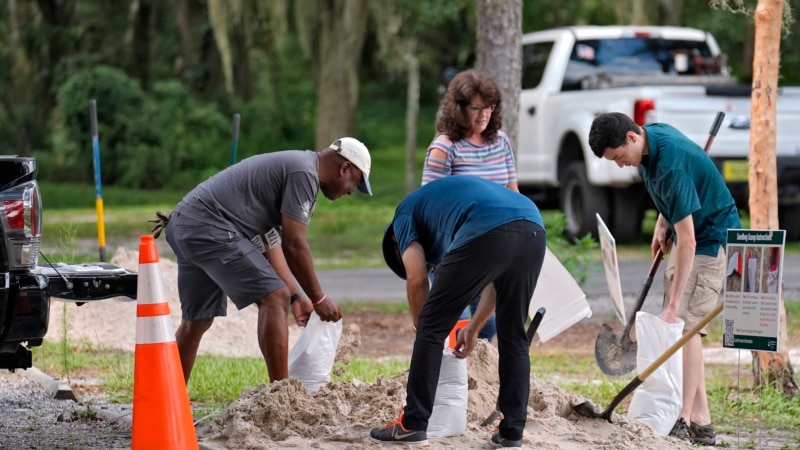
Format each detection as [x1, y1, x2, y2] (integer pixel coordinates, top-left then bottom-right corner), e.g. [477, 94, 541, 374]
[0, 369, 131, 449]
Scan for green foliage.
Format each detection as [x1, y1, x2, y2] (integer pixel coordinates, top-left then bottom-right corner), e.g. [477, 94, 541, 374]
[543, 212, 599, 285]
[332, 357, 409, 383]
[235, 39, 318, 158]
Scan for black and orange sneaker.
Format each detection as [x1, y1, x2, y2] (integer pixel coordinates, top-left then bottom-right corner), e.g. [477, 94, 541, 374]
[370, 409, 429, 446]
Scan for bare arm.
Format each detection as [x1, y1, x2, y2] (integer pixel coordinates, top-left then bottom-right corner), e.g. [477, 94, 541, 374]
[659, 215, 696, 325]
[421, 136, 453, 185]
[401, 241, 429, 328]
[281, 215, 342, 322]
[453, 284, 496, 358]
[651, 213, 671, 256]
[264, 245, 312, 327]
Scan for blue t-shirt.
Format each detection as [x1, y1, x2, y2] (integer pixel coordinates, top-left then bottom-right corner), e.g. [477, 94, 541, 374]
[641, 123, 741, 256]
[391, 176, 545, 267]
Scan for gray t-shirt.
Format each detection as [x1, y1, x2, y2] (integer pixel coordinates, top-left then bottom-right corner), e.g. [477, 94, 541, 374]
[174, 150, 319, 240]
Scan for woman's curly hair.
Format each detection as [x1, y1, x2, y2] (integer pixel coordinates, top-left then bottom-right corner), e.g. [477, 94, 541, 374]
[436, 69, 503, 142]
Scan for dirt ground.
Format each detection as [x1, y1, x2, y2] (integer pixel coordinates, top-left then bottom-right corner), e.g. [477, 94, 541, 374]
[44, 247, 797, 449]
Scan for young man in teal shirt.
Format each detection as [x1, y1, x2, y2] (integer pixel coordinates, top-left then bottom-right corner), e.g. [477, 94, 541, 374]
[589, 112, 740, 446]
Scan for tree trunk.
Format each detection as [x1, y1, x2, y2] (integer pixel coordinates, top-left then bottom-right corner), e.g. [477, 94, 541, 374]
[311, 0, 369, 149]
[404, 49, 420, 194]
[207, 0, 234, 95]
[232, 3, 253, 101]
[748, 0, 799, 396]
[742, 23, 756, 84]
[34, 0, 75, 125]
[475, 0, 522, 154]
[658, 0, 683, 26]
[175, 0, 223, 97]
[614, 0, 667, 25]
[129, 0, 152, 90]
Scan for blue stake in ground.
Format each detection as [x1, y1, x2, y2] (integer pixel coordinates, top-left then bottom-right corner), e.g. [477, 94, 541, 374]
[89, 99, 106, 262]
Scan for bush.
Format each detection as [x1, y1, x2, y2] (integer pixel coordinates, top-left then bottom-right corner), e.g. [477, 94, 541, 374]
[53, 66, 146, 184]
[50, 68, 232, 189]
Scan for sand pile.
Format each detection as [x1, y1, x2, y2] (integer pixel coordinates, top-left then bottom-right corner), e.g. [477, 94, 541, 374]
[199, 339, 693, 449]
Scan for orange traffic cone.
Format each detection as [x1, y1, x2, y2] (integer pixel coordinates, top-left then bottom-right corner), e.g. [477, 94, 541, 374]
[131, 235, 198, 449]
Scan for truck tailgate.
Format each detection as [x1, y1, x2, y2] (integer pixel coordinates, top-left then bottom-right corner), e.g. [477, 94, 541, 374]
[652, 85, 800, 158]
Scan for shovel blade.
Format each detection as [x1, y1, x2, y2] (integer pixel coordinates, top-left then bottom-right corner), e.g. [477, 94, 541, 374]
[594, 322, 637, 377]
[480, 409, 501, 426]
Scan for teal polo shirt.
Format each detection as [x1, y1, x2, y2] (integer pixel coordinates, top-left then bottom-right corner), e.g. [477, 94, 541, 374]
[641, 123, 741, 256]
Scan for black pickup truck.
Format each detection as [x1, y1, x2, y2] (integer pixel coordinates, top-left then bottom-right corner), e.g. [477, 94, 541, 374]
[0, 156, 137, 370]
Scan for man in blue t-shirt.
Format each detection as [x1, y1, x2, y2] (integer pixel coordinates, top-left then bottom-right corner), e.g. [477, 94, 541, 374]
[370, 176, 547, 448]
[589, 112, 740, 446]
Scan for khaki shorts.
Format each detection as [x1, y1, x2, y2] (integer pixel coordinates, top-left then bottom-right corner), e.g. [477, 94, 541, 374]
[663, 247, 726, 336]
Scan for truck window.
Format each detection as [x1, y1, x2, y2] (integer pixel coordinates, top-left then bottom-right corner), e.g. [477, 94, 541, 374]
[522, 41, 554, 90]
[574, 38, 714, 76]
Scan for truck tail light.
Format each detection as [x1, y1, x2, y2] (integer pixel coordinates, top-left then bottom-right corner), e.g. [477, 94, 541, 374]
[0, 181, 41, 269]
[633, 99, 656, 125]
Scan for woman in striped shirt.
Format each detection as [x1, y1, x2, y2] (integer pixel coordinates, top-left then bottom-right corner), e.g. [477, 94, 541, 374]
[422, 69, 520, 341]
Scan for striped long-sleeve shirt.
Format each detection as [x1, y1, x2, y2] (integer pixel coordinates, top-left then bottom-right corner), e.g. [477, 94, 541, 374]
[421, 131, 518, 187]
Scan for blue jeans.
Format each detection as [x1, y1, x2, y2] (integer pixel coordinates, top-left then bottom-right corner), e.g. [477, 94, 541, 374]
[459, 295, 497, 342]
[430, 272, 497, 342]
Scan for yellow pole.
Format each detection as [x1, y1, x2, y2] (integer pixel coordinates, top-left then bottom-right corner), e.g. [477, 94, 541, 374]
[90, 99, 107, 262]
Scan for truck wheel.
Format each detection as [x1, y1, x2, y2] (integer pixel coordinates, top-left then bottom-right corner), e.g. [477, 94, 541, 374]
[610, 186, 645, 244]
[778, 205, 800, 241]
[561, 162, 609, 242]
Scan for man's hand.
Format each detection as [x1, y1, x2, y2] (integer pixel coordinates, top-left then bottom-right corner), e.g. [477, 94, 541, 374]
[453, 324, 479, 359]
[659, 301, 681, 324]
[313, 295, 343, 322]
[291, 297, 313, 327]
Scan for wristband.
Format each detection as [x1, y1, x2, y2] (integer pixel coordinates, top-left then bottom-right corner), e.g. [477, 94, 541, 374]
[312, 294, 328, 306]
[290, 292, 302, 305]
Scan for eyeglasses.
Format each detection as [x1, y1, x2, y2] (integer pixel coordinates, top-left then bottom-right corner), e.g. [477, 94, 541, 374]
[465, 104, 496, 116]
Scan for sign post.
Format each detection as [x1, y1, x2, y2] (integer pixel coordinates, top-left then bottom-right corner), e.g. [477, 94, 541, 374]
[723, 229, 785, 352]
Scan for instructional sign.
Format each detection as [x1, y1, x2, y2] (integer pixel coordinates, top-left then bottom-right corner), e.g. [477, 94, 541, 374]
[723, 229, 785, 352]
[596, 214, 625, 323]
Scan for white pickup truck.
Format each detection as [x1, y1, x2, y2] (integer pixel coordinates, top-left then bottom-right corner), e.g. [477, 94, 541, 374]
[516, 25, 800, 243]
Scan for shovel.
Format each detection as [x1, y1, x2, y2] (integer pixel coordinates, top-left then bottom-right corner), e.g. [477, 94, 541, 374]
[593, 111, 726, 377]
[574, 302, 723, 422]
[480, 307, 546, 426]
[594, 247, 666, 376]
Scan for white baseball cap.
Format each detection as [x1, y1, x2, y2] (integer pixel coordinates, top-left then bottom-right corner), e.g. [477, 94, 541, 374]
[329, 137, 372, 195]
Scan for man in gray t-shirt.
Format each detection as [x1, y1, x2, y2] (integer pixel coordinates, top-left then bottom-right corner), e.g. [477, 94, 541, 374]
[164, 137, 372, 385]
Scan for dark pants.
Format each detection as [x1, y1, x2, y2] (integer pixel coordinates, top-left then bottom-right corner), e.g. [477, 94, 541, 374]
[402, 220, 546, 441]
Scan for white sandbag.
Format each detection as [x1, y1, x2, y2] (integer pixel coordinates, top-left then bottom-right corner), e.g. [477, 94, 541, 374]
[627, 311, 684, 435]
[288, 311, 342, 393]
[427, 351, 468, 438]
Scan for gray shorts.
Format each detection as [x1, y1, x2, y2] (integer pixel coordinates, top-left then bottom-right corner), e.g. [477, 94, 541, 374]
[165, 212, 284, 320]
[663, 247, 726, 336]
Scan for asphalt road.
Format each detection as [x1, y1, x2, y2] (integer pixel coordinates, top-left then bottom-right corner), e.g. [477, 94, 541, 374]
[319, 254, 800, 323]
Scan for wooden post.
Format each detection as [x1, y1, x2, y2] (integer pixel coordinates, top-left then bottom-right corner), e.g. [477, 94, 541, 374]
[748, 0, 798, 395]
